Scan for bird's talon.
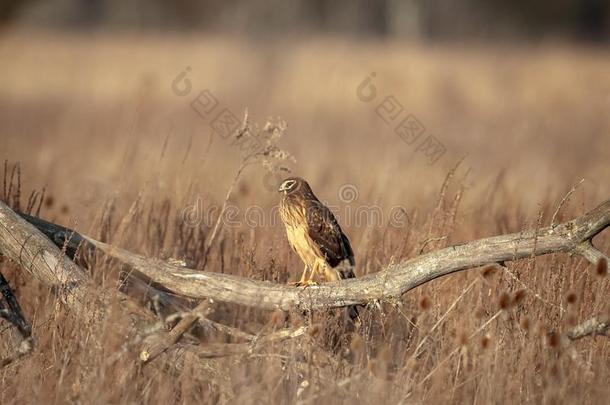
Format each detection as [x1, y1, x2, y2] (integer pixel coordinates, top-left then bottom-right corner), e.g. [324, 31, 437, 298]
[290, 280, 318, 288]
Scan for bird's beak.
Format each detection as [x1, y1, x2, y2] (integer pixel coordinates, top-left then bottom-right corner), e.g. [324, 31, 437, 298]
[278, 184, 287, 193]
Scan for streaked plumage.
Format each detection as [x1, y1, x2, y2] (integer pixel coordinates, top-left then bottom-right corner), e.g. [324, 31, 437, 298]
[278, 177, 358, 321]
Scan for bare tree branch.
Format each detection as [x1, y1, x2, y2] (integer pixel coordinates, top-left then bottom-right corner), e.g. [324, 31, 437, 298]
[0, 201, 310, 370]
[567, 317, 610, 340]
[140, 299, 213, 363]
[16, 211, 190, 317]
[186, 325, 308, 359]
[74, 199, 609, 311]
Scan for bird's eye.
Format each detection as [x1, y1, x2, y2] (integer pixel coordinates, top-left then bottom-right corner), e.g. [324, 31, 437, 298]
[279, 179, 297, 192]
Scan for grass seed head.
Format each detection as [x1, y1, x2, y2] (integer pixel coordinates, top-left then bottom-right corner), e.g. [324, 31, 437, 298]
[481, 265, 496, 279]
[565, 292, 578, 305]
[307, 324, 321, 337]
[419, 296, 431, 311]
[596, 257, 608, 277]
[499, 291, 511, 310]
[350, 333, 364, 355]
[546, 331, 560, 348]
[513, 289, 526, 305]
[520, 316, 531, 332]
[480, 334, 491, 349]
[458, 331, 469, 346]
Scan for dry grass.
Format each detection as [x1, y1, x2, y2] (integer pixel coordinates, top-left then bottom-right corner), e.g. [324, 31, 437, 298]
[0, 31, 609, 404]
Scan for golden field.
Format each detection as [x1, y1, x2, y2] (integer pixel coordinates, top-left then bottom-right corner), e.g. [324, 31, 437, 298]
[0, 31, 609, 403]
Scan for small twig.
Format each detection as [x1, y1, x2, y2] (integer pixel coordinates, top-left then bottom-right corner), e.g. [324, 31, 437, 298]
[140, 299, 213, 363]
[189, 325, 308, 359]
[551, 179, 585, 228]
[412, 278, 478, 357]
[418, 310, 502, 386]
[201, 110, 250, 267]
[495, 262, 565, 314]
[574, 240, 610, 266]
[296, 370, 366, 404]
[198, 317, 255, 341]
[201, 162, 247, 267]
[418, 236, 447, 255]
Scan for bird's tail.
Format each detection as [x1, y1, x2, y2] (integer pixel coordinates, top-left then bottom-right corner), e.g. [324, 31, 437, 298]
[345, 304, 359, 326]
[336, 261, 360, 326]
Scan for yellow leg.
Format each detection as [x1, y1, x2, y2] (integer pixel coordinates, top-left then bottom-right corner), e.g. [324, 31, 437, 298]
[290, 265, 318, 287]
[298, 265, 309, 284]
[308, 262, 320, 283]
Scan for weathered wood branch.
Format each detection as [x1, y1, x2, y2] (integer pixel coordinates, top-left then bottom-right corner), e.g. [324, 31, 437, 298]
[76, 200, 610, 311]
[0, 201, 165, 328]
[0, 201, 310, 367]
[186, 325, 308, 359]
[567, 317, 610, 340]
[16, 211, 190, 317]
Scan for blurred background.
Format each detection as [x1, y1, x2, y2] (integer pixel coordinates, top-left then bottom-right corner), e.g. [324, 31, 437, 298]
[1, 0, 609, 41]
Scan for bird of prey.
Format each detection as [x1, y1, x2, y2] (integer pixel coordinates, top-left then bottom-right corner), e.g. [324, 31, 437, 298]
[278, 177, 358, 320]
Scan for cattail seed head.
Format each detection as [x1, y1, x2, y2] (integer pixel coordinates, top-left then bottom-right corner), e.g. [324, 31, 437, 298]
[566, 292, 578, 305]
[307, 324, 320, 337]
[480, 334, 491, 349]
[596, 257, 608, 277]
[513, 289, 526, 305]
[481, 265, 496, 279]
[546, 331, 560, 348]
[499, 292, 511, 310]
[419, 297, 430, 311]
[44, 195, 54, 208]
[520, 317, 531, 331]
[368, 359, 379, 377]
[350, 333, 364, 355]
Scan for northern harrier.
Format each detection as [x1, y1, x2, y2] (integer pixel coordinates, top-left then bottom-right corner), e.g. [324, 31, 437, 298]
[278, 177, 358, 320]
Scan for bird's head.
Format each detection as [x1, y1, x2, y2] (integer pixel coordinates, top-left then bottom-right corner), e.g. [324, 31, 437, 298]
[278, 177, 308, 195]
